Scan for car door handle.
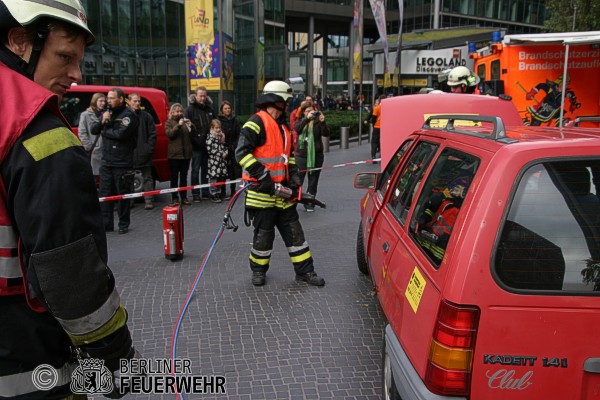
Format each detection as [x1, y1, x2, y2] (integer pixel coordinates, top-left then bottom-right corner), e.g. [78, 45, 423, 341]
[584, 358, 600, 373]
[383, 242, 390, 253]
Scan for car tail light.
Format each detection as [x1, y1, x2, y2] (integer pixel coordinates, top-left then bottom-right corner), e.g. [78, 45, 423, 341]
[425, 300, 480, 396]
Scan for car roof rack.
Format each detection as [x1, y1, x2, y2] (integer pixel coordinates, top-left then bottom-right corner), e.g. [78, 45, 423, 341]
[423, 114, 512, 142]
[573, 116, 600, 127]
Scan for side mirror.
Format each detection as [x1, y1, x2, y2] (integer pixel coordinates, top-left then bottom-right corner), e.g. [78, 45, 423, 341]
[354, 172, 377, 190]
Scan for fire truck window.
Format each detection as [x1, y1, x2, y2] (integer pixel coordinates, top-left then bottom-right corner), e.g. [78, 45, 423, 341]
[409, 148, 480, 267]
[495, 160, 600, 293]
[387, 141, 438, 226]
[491, 60, 501, 80]
[378, 140, 413, 198]
[477, 64, 486, 81]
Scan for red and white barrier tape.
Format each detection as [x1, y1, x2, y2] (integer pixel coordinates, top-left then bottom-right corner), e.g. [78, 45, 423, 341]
[98, 158, 380, 202]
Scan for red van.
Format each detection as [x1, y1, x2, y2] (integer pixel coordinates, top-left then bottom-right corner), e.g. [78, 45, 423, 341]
[61, 84, 171, 186]
[355, 94, 600, 399]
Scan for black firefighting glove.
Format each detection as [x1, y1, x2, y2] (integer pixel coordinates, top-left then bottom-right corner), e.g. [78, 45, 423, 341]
[289, 173, 302, 190]
[256, 170, 275, 195]
[78, 325, 139, 399]
[105, 348, 144, 399]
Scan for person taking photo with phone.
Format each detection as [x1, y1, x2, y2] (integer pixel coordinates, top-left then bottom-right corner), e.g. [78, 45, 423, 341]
[293, 100, 330, 212]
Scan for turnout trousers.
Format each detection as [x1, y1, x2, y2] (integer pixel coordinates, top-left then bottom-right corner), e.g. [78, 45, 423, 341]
[248, 206, 315, 275]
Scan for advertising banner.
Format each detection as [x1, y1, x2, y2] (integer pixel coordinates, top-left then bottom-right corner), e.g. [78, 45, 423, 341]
[189, 34, 234, 91]
[352, 0, 363, 82]
[369, 0, 390, 87]
[185, 0, 214, 47]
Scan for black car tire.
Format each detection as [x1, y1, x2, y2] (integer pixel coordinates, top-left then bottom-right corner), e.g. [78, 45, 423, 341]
[382, 329, 402, 400]
[356, 222, 369, 275]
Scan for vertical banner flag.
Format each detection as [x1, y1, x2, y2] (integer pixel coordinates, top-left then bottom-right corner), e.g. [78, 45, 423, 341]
[393, 0, 404, 87]
[185, 0, 215, 91]
[369, 0, 390, 88]
[352, 0, 363, 82]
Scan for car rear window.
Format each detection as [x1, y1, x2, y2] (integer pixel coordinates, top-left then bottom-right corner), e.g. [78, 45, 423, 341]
[495, 160, 600, 294]
[60, 92, 160, 127]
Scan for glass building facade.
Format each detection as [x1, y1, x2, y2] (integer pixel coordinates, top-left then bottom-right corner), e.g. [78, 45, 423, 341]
[80, 0, 188, 105]
[78, 0, 547, 115]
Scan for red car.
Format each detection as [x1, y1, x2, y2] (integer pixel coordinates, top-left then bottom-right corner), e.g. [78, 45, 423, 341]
[355, 94, 600, 399]
[61, 84, 171, 186]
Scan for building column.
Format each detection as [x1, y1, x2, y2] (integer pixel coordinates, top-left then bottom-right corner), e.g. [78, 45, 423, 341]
[322, 33, 328, 100]
[348, 19, 354, 102]
[307, 15, 314, 96]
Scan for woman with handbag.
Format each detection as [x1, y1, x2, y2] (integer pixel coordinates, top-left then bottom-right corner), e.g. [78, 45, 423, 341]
[78, 92, 106, 179]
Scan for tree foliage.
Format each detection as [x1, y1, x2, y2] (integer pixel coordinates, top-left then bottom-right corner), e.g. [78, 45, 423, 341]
[544, 0, 600, 32]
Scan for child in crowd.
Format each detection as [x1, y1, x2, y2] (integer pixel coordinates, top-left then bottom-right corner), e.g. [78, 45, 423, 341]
[206, 119, 229, 203]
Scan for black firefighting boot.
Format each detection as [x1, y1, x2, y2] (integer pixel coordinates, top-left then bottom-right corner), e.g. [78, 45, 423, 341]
[252, 271, 266, 286]
[295, 271, 325, 286]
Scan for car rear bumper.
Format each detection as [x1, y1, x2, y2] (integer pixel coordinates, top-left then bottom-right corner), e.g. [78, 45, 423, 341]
[386, 324, 465, 400]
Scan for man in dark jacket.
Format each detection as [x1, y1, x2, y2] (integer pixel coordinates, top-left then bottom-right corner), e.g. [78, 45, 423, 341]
[98, 87, 139, 234]
[185, 86, 213, 202]
[129, 92, 157, 209]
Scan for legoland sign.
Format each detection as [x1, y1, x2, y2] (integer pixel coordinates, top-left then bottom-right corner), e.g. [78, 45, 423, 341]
[375, 46, 473, 75]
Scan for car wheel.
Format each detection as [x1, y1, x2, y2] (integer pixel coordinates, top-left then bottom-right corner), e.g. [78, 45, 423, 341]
[382, 333, 401, 400]
[133, 170, 144, 193]
[356, 222, 369, 275]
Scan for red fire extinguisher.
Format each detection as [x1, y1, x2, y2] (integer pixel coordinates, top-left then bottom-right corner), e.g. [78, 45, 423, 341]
[163, 205, 184, 261]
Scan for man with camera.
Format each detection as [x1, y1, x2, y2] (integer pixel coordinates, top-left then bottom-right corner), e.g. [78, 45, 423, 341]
[98, 87, 139, 234]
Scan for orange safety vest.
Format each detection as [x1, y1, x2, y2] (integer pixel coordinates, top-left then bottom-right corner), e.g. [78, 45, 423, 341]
[430, 199, 459, 237]
[0, 62, 67, 311]
[242, 110, 292, 183]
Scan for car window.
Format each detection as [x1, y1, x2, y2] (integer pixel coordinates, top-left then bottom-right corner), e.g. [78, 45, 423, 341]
[409, 147, 480, 266]
[387, 141, 439, 225]
[60, 92, 160, 128]
[60, 93, 93, 127]
[378, 140, 413, 197]
[495, 160, 600, 294]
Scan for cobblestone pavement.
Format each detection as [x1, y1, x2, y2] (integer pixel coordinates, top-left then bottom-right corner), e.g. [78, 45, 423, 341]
[104, 141, 384, 399]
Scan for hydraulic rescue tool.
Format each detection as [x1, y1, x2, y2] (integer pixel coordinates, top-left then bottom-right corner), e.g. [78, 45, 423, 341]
[272, 183, 327, 209]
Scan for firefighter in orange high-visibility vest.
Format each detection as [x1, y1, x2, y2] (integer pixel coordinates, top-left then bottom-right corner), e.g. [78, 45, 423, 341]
[417, 177, 471, 261]
[236, 80, 326, 287]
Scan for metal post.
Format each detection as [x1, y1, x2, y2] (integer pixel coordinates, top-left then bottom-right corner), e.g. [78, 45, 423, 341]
[340, 127, 350, 149]
[322, 136, 330, 153]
